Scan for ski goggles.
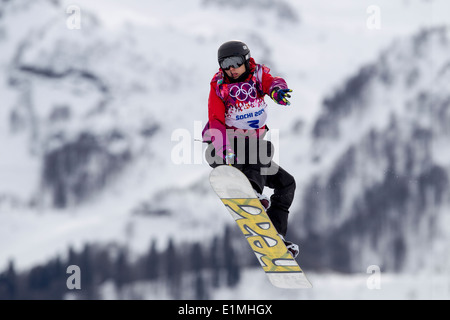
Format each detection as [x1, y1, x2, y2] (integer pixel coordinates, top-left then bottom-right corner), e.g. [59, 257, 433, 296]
[220, 56, 245, 70]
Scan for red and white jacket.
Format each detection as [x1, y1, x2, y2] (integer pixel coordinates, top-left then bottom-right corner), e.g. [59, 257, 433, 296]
[202, 58, 288, 157]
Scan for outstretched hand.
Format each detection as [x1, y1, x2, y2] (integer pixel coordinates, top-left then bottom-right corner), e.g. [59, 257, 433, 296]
[271, 88, 292, 106]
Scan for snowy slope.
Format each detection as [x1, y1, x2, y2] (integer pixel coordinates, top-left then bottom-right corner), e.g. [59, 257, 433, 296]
[293, 26, 450, 274]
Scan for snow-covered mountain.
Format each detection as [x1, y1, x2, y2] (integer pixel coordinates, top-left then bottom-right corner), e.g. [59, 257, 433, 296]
[293, 26, 450, 274]
[0, 0, 449, 299]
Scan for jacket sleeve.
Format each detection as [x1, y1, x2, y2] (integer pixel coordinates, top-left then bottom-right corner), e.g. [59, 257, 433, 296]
[207, 82, 231, 157]
[261, 68, 288, 95]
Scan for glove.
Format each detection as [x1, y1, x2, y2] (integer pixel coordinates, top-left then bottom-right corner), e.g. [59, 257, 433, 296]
[224, 148, 236, 165]
[270, 88, 292, 106]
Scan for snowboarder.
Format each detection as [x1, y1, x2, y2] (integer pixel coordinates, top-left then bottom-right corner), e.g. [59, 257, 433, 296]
[202, 40, 299, 257]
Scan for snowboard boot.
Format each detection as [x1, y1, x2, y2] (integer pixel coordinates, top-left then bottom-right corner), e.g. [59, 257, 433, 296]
[254, 190, 271, 210]
[280, 235, 299, 258]
[285, 241, 299, 258]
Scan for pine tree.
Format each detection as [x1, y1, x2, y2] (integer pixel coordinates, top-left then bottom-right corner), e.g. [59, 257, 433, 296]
[210, 236, 221, 288]
[165, 238, 181, 299]
[114, 247, 130, 294]
[191, 243, 208, 300]
[79, 243, 97, 299]
[145, 239, 159, 281]
[223, 226, 240, 287]
[1, 260, 17, 299]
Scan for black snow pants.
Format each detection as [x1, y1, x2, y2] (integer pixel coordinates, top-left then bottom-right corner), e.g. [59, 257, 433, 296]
[205, 137, 296, 237]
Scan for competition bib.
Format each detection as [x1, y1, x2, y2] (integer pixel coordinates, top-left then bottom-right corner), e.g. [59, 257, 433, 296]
[224, 81, 268, 129]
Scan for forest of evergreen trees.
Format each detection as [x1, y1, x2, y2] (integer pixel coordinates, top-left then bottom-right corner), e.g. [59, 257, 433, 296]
[0, 225, 252, 300]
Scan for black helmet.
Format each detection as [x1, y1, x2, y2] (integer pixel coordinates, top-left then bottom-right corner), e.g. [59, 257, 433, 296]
[217, 40, 251, 63]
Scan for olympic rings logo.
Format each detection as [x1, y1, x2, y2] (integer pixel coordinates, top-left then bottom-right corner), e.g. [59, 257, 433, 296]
[229, 83, 257, 102]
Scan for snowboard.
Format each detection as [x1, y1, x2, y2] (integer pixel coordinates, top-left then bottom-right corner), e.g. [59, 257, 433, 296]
[209, 165, 312, 289]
